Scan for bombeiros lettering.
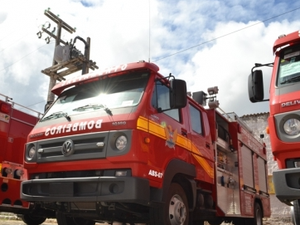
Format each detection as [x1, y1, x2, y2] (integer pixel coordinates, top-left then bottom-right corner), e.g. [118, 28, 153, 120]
[45, 119, 103, 136]
[59, 64, 128, 88]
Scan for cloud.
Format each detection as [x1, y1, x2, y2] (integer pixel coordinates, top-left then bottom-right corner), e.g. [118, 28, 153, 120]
[183, 19, 300, 116]
[0, 0, 300, 116]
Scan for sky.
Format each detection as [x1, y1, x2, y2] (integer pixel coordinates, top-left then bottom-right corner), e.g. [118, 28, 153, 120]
[1, 0, 300, 116]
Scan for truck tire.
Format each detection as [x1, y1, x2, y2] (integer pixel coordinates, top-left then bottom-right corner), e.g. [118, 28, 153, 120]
[166, 183, 189, 225]
[19, 213, 46, 225]
[150, 183, 189, 225]
[56, 212, 95, 225]
[252, 202, 263, 225]
[291, 200, 300, 225]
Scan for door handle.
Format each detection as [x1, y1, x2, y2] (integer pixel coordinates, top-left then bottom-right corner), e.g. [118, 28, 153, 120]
[181, 128, 187, 137]
[206, 142, 210, 149]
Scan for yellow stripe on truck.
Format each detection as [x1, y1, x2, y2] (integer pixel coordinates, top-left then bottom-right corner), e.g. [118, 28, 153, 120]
[149, 119, 165, 139]
[137, 116, 214, 179]
[137, 116, 148, 132]
[192, 154, 214, 179]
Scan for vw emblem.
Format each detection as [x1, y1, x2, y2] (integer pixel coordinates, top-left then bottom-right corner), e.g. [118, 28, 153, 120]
[62, 139, 74, 156]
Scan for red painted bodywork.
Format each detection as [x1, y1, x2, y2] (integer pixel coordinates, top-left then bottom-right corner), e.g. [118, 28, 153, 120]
[268, 31, 300, 168]
[0, 95, 40, 211]
[23, 61, 270, 221]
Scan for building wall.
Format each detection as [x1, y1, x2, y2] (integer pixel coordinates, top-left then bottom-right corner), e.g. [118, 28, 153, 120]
[240, 113, 291, 217]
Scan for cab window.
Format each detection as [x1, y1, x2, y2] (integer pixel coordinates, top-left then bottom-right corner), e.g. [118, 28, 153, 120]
[151, 80, 180, 121]
[189, 104, 202, 135]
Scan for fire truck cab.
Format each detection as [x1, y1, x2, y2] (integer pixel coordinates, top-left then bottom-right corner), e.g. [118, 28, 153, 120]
[22, 61, 270, 225]
[248, 30, 300, 224]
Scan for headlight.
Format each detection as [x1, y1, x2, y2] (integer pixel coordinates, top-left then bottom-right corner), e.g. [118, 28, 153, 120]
[115, 170, 128, 177]
[294, 161, 300, 168]
[115, 135, 127, 151]
[27, 146, 36, 161]
[283, 118, 300, 136]
[15, 169, 24, 177]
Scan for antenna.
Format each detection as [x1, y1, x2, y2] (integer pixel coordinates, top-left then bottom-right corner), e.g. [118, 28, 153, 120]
[148, 0, 151, 62]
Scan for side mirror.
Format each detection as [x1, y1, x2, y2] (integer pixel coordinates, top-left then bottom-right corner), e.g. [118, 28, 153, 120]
[248, 70, 264, 102]
[170, 79, 187, 109]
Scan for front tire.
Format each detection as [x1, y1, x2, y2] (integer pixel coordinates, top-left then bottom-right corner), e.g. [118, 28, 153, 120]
[150, 182, 189, 225]
[166, 183, 189, 225]
[20, 213, 46, 225]
[291, 200, 300, 225]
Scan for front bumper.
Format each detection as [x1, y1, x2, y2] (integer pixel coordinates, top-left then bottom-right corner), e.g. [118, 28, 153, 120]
[273, 168, 300, 205]
[21, 176, 150, 205]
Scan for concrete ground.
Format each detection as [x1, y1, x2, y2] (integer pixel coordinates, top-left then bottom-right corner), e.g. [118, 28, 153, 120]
[0, 212, 294, 225]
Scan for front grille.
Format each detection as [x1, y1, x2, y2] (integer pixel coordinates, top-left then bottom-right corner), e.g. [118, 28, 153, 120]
[31, 169, 132, 179]
[35, 132, 108, 163]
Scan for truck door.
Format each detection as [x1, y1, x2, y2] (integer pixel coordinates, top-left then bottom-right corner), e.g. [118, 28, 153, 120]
[188, 103, 214, 182]
[149, 79, 187, 169]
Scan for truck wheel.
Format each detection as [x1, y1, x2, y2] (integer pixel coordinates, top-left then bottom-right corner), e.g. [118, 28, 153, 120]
[252, 202, 263, 225]
[165, 183, 189, 225]
[149, 183, 189, 225]
[19, 213, 46, 225]
[291, 200, 300, 225]
[56, 212, 95, 225]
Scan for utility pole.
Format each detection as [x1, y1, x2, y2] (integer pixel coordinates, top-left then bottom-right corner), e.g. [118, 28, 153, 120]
[37, 8, 98, 109]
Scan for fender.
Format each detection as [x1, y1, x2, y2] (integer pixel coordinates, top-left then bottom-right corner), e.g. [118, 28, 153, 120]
[150, 159, 196, 209]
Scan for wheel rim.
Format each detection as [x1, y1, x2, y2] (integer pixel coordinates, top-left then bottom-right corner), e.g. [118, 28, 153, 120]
[168, 194, 187, 225]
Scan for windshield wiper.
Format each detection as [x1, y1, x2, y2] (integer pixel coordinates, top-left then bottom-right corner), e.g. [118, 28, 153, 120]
[42, 111, 71, 122]
[73, 104, 105, 111]
[104, 107, 113, 116]
[73, 104, 113, 116]
[281, 75, 300, 84]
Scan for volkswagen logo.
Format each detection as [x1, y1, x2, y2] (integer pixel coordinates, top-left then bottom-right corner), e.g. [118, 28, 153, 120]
[61, 139, 74, 156]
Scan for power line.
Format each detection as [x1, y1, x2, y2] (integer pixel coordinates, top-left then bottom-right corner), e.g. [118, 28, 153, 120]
[2, 4, 300, 70]
[0, 32, 31, 54]
[26, 100, 45, 108]
[0, 29, 18, 42]
[0, 42, 52, 73]
[154, 5, 300, 62]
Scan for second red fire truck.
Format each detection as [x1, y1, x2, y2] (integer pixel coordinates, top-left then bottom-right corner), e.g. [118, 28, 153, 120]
[21, 61, 270, 225]
[248, 30, 300, 224]
[0, 93, 54, 224]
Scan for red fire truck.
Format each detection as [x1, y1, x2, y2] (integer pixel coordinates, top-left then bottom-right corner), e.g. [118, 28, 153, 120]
[248, 30, 300, 224]
[0, 93, 54, 224]
[21, 61, 270, 225]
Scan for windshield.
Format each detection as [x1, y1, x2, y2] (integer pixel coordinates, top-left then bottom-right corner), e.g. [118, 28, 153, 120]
[41, 71, 149, 122]
[277, 45, 300, 86]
